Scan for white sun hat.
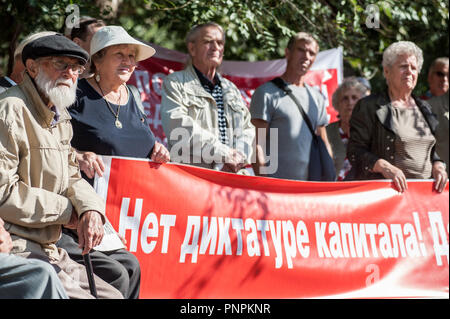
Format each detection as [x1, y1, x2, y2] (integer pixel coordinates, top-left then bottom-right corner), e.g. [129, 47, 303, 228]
[90, 25, 156, 61]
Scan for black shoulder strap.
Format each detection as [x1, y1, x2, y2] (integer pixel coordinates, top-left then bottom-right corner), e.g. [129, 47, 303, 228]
[0, 76, 14, 89]
[270, 77, 316, 138]
[127, 84, 146, 116]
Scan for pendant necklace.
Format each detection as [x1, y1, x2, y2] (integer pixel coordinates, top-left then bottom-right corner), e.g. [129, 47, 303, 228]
[98, 82, 123, 129]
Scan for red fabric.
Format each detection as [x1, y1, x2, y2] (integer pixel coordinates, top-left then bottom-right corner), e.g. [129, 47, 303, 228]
[99, 157, 449, 298]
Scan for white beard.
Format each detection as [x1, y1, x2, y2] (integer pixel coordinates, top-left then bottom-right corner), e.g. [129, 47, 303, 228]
[34, 68, 77, 109]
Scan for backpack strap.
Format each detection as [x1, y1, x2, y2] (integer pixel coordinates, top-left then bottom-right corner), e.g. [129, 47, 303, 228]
[270, 77, 316, 139]
[127, 84, 146, 116]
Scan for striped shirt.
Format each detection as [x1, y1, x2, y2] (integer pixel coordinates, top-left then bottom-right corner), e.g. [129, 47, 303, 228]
[390, 105, 436, 179]
[193, 66, 228, 145]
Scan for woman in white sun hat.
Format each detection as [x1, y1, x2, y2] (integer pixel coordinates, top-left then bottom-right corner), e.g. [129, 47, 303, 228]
[64, 26, 170, 299]
[69, 25, 170, 181]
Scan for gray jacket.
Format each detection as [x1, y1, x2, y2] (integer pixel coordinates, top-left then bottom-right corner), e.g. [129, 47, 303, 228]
[160, 64, 254, 169]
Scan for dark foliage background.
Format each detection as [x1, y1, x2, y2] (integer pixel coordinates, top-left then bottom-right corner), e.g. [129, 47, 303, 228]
[1, 0, 448, 94]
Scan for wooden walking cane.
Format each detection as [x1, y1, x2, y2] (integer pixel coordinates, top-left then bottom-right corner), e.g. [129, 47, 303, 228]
[83, 252, 98, 298]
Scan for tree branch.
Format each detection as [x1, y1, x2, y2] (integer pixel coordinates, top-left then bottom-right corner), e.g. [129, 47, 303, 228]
[282, 0, 318, 30]
[153, 0, 196, 11]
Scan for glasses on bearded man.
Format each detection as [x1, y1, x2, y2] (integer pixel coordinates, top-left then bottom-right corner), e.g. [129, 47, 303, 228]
[41, 57, 86, 75]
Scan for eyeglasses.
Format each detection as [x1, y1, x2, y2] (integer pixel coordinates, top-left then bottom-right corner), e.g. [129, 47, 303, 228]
[435, 71, 449, 78]
[46, 58, 86, 75]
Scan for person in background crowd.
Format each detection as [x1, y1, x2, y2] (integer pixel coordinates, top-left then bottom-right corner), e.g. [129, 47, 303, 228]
[66, 18, 144, 299]
[0, 217, 68, 299]
[326, 77, 368, 180]
[67, 17, 106, 78]
[428, 90, 449, 175]
[0, 31, 57, 93]
[160, 22, 254, 174]
[421, 57, 449, 100]
[65, 15, 94, 37]
[0, 33, 123, 299]
[356, 77, 372, 95]
[347, 41, 448, 193]
[250, 31, 332, 180]
[64, 26, 170, 299]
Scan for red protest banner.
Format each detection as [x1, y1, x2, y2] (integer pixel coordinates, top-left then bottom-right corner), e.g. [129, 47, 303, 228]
[95, 156, 449, 299]
[128, 44, 343, 146]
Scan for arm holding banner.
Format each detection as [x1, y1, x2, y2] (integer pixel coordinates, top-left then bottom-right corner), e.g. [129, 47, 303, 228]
[75, 150, 105, 179]
[348, 96, 408, 192]
[373, 159, 447, 193]
[347, 95, 405, 188]
[431, 160, 448, 192]
[75, 144, 169, 180]
[149, 141, 171, 164]
[371, 158, 408, 192]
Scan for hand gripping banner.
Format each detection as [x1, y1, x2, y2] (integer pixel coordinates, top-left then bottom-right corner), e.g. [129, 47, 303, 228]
[95, 156, 449, 299]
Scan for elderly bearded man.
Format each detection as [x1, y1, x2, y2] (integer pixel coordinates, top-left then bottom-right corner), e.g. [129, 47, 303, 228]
[161, 22, 254, 173]
[0, 34, 123, 299]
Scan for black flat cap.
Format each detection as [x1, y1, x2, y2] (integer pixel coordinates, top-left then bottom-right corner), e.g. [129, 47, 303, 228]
[22, 33, 89, 65]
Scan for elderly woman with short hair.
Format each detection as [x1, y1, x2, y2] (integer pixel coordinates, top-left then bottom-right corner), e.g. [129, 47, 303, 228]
[347, 41, 448, 192]
[327, 77, 368, 180]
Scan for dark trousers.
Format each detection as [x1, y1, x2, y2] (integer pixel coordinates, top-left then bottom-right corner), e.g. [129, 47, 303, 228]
[56, 228, 141, 299]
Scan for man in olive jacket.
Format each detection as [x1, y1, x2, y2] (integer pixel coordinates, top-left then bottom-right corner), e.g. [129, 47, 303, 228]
[0, 34, 122, 299]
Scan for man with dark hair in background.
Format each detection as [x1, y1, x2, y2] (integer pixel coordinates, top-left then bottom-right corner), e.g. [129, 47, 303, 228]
[66, 17, 106, 78]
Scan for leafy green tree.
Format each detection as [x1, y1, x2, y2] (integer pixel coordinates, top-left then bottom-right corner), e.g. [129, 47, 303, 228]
[116, 0, 448, 93]
[0, 0, 108, 74]
[1, 0, 448, 94]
